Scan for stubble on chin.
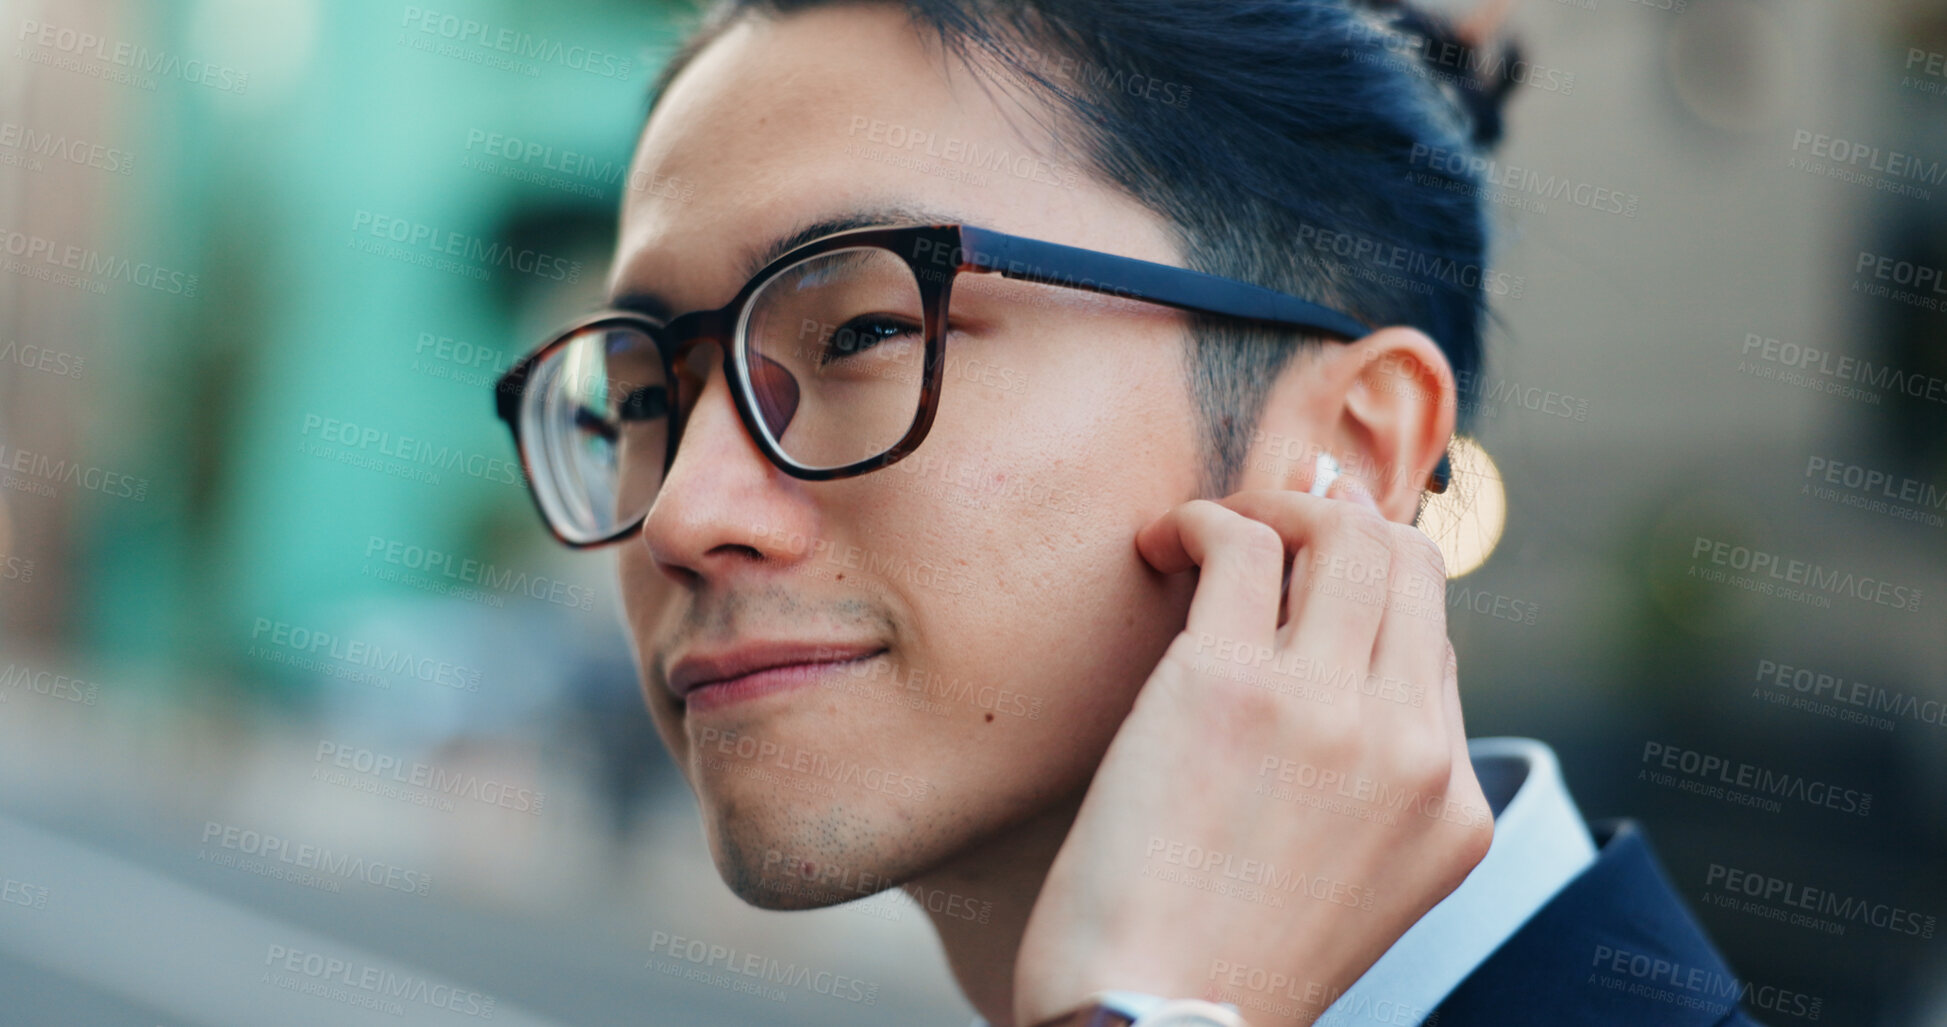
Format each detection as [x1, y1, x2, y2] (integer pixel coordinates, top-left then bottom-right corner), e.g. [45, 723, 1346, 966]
[707, 793, 956, 910]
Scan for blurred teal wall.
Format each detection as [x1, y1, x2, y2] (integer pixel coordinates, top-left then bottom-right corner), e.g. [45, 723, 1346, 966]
[83, 0, 687, 698]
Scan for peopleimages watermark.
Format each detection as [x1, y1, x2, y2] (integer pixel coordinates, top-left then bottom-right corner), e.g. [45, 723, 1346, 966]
[1588, 944, 1822, 1022]
[1802, 454, 1947, 528]
[843, 115, 1082, 190]
[1737, 331, 1947, 407]
[1852, 251, 1947, 313]
[1458, 370, 1588, 423]
[747, 522, 979, 596]
[975, 38, 1193, 110]
[1788, 129, 1944, 202]
[1750, 657, 1947, 733]
[0, 444, 148, 503]
[1345, 18, 1575, 97]
[411, 328, 518, 390]
[1205, 960, 1334, 1026]
[1191, 632, 1423, 706]
[13, 19, 249, 94]
[810, 645, 1046, 721]
[1408, 144, 1640, 219]
[1297, 545, 1446, 624]
[0, 552, 33, 585]
[362, 534, 598, 612]
[0, 661, 101, 707]
[299, 413, 526, 489]
[1143, 835, 1377, 913]
[1904, 47, 1947, 98]
[311, 741, 546, 816]
[1245, 433, 1432, 497]
[0, 227, 197, 297]
[398, 5, 633, 80]
[1256, 755, 1491, 829]
[0, 339, 85, 379]
[692, 727, 935, 801]
[646, 929, 880, 1006]
[348, 209, 582, 283]
[247, 617, 483, 693]
[0, 121, 134, 176]
[789, 314, 1031, 394]
[1292, 221, 1526, 299]
[1, 869, 49, 911]
[757, 849, 996, 924]
[263, 943, 495, 1019]
[1204, 959, 1435, 1027]
[200, 821, 433, 898]
[1360, 349, 1590, 424]
[1687, 535, 1923, 613]
[458, 128, 694, 204]
[1638, 741, 1872, 818]
[1700, 862, 1935, 940]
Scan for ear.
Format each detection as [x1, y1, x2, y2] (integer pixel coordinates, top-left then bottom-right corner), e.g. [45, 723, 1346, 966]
[1243, 327, 1457, 523]
[1337, 327, 1458, 522]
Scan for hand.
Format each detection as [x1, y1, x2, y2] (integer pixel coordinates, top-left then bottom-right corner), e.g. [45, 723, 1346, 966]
[1012, 475, 1493, 1027]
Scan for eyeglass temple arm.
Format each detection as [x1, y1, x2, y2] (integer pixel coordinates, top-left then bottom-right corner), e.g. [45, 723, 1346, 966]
[950, 227, 1449, 492]
[952, 226, 1371, 341]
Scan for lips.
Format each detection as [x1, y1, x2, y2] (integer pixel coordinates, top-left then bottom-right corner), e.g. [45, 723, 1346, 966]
[666, 641, 885, 703]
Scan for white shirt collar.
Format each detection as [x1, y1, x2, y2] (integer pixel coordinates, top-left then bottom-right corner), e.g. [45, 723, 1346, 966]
[1312, 736, 1595, 1026]
[969, 737, 1593, 1027]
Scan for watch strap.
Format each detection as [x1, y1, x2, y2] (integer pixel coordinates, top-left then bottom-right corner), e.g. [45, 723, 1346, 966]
[1028, 1003, 1136, 1027]
[1028, 991, 1246, 1027]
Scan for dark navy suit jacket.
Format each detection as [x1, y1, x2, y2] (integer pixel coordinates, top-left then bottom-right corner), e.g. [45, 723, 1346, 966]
[1430, 820, 1774, 1026]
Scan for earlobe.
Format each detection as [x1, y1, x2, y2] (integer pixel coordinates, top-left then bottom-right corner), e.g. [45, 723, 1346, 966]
[1339, 327, 1458, 522]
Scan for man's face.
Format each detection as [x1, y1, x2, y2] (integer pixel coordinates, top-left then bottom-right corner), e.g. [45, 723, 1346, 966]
[611, 4, 1207, 905]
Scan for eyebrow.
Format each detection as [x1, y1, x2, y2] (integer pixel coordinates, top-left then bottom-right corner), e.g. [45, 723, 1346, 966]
[609, 202, 963, 320]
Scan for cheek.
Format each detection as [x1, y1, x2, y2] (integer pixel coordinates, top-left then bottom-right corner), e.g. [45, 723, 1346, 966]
[615, 546, 671, 651]
[614, 548, 689, 742]
[869, 458, 1191, 794]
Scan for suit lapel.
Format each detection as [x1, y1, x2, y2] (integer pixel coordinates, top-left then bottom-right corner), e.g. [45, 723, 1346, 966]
[1431, 819, 1755, 1026]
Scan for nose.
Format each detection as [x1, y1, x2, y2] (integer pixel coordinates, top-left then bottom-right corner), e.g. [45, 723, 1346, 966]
[636, 338, 818, 586]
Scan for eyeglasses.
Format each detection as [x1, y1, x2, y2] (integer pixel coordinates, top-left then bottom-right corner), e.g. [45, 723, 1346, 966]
[494, 222, 1388, 548]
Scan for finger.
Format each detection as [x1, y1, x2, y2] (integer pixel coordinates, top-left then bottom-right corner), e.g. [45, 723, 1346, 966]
[1441, 639, 1467, 753]
[1364, 521, 1451, 723]
[1231, 480, 1394, 669]
[1440, 640, 1491, 828]
[1137, 499, 1285, 648]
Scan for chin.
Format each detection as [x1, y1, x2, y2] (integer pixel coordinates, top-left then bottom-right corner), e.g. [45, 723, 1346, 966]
[694, 784, 936, 912]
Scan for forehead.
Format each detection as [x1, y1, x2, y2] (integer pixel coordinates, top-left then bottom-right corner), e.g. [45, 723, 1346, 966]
[609, 4, 1164, 309]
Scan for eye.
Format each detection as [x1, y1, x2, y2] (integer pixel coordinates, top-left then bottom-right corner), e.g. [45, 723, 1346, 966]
[820, 314, 921, 364]
[617, 385, 669, 422]
[573, 406, 618, 443]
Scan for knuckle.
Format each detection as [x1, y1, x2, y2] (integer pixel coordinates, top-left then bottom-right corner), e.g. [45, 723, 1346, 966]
[1329, 502, 1394, 546]
[1329, 507, 1396, 565]
[1392, 525, 1448, 580]
[1394, 739, 1456, 794]
[1231, 518, 1286, 562]
[1317, 511, 1392, 600]
[1304, 704, 1364, 762]
[1458, 811, 1495, 870]
[1226, 679, 1290, 724]
[1430, 819, 1494, 896]
[1199, 673, 1297, 745]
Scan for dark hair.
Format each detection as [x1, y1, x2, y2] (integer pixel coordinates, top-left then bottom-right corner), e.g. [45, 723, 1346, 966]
[649, 0, 1516, 496]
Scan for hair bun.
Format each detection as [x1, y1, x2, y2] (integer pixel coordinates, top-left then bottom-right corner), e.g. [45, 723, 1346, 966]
[1358, 0, 1522, 150]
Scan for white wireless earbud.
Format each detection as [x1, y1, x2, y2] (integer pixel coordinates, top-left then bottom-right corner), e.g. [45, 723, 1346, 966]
[1309, 452, 1341, 498]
